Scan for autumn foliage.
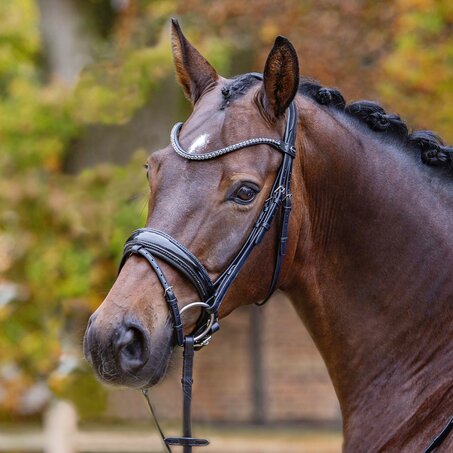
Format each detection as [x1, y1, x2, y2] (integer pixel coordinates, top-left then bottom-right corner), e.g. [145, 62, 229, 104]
[0, 0, 451, 419]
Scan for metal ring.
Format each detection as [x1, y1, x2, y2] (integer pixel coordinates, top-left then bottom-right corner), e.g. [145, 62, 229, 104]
[180, 302, 215, 343]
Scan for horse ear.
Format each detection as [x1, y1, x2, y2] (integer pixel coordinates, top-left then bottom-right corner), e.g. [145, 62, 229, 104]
[170, 18, 218, 104]
[260, 36, 299, 119]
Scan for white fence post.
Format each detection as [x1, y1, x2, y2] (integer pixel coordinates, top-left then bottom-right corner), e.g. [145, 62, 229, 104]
[43, 400, 78, 453]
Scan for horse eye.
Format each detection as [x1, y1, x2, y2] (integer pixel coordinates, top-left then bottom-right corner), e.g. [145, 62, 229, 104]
[232, 184, 259, 204]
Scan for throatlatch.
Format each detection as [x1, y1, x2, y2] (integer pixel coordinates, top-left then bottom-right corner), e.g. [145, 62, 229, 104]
[119, 73, 298, 452]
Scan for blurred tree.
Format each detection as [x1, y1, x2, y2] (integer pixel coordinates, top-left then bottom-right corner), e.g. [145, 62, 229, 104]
[176, 0, 398, 99]
[102, 0, 397, 98]
[0, 0, 162, 419]
[1, 0, 451, 423]
[379, 0, 453, 142]
[37, 0, 93, 84]
[0, 0, 229, 421]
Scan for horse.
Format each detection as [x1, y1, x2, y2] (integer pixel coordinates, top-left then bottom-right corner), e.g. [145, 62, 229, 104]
[83, 19, 453, 452]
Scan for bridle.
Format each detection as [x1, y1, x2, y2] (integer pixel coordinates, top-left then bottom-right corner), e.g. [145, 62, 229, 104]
[118, 73, 297, 452]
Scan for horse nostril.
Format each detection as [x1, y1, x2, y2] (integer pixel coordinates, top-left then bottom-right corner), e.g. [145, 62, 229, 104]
[120, 328, 142, 359]
[115, 324, 149, 372]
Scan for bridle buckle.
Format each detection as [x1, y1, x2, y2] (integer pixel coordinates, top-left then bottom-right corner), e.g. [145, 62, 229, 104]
[180, 301, 217, 347]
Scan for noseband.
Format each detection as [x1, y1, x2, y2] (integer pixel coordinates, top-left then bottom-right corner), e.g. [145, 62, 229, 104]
[119, 74, 297, 451]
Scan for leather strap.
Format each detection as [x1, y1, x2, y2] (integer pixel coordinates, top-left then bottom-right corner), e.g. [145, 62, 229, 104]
[119, 244, 185, 346]
[121, 229, 214, 301]
[209, 102, 297, 311]
[164, 337, 209, 452]
[424, 416, 453, 453]
[142, 389, 172, 453]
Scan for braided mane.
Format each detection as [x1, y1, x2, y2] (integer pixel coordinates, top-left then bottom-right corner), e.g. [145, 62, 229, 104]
[221, 74, 453, 178]
[298, 79, 453, 177]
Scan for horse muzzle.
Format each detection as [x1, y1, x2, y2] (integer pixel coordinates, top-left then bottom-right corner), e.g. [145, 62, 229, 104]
[83, 313, 171, 388]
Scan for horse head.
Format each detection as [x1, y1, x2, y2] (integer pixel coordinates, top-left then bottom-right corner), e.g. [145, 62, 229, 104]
[83, 20, 302, 388]
[83, 19, 453, 452]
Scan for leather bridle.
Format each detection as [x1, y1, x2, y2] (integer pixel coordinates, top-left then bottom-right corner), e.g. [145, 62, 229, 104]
[118, 74, 298, 452]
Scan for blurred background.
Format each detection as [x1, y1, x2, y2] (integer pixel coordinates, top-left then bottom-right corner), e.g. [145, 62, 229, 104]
[0, 0, 452, 451]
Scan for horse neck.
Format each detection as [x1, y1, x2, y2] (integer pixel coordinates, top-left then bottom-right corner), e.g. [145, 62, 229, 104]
[286, 100, 453, 450]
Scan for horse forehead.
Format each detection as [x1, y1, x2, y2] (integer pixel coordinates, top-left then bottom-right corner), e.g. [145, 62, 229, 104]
[179, 109, 225, 151]
[181, 85, 265, 145]
[152, 85, 278, 191]
[155, 132, 277, 196]
[156, 150, 221, 195]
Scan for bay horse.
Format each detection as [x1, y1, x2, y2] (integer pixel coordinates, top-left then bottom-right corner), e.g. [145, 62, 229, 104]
[84, 19, 453, 452]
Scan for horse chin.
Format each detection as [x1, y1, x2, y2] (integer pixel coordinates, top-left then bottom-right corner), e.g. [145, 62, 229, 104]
[140, 341, 175, 388]
[90, 343, 174, 389]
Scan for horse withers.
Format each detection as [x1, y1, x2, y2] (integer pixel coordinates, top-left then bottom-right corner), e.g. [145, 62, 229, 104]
[84, 19, 453, 452]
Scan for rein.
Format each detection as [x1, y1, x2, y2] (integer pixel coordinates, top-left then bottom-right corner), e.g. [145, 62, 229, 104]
[118, 74, 297, 452]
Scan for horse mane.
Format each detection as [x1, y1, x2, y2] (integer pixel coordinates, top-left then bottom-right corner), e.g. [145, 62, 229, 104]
[221, 74, 453, 178]
[298, 78, 453, 178]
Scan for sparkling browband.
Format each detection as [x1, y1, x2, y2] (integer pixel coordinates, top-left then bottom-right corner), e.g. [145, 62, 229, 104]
[170, 122, 296, 161]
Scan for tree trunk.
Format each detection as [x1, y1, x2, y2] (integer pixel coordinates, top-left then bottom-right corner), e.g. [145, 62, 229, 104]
[36, 0, 93, 85]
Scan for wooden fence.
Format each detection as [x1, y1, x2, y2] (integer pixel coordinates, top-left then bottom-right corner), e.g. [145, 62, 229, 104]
[0, 400, 163, 453]
[0, 401, 341, 453]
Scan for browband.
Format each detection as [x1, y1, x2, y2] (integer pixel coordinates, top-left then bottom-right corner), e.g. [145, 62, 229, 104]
[171, 122, 296, 161]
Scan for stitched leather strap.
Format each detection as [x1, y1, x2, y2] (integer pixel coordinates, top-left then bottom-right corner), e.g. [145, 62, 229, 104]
[424, 416, 453, 453]
[208, 102, 297, 311]
[121, 228, 214, 301]
[119, 244, 185, 346]
[142, 339, 209, 453]
[164, 337, 209, 452]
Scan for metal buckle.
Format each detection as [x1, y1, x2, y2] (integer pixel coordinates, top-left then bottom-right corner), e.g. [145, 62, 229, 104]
[180, 301, 216, 345]
[273, 185, 286, 203]
[195, 335, 212, 349]
[163, 286, 174, 296]
[264, 185, 285, 203]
